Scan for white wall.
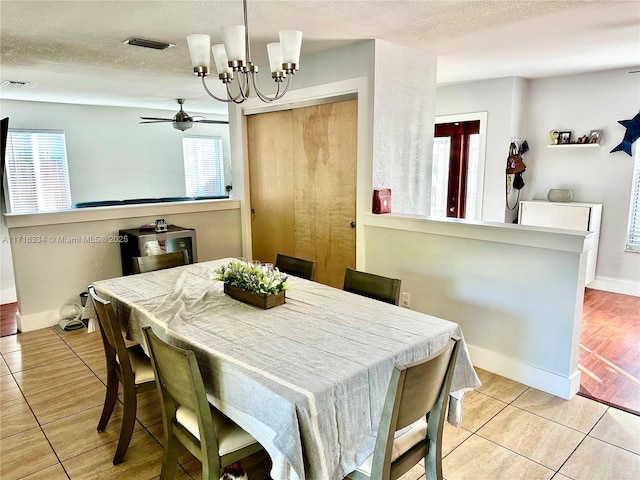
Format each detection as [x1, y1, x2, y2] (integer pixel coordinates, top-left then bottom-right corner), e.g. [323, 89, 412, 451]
[435, 77, 529, 223]
[435, 71, 640, 296]
[1, 210, 16, 303]
[0, 100, 231, 203]
[363, 214, 592, 399]
[6, 201, 242, 331]
[0, 100, 233, 303]
[524, 68, 640, 295]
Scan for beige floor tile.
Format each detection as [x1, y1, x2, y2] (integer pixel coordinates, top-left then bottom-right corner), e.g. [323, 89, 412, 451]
[559, 436, 640, 480]
[0, 427, 59, 479]
[0, 356, 10, 376]
[77, 348, 108, 382]
[42, 402, 143, 461]
[443, 422, 472, 456]
[459, 390, 507, 432]
[151, 464, 193, 480]
[62, 330, 104, 357]
[0, 327, 61, 354]
[63, 429, 164, 479]
[0, 373, 24, 404]
[128, 388, 163, 428]
[512, 388, 607, 433]
[3, 340, 76, 373]
[590, 407, 640, 455]
[26, 375, 106, 425]
[0, 396, 39, 439]
[20, 463, 70, 479]
[474, 368, 529, 403]
[476, 405, 585, 470]
[551, 474, 572, 479]
[13, 355, 95, 396]
[442, 435, 554, 480]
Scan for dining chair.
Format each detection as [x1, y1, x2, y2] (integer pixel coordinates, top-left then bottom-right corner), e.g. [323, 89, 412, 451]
[141, 325, 264, 480]
[88, 285, 157, 465]
[343, 268, 402, 305]
[132, 250, 189, 274]
[275, 253, 316, 281]
[346, 336, 461, 480]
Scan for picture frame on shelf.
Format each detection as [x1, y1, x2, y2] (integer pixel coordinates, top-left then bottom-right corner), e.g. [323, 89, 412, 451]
[589, 129, 603, 144]
[558, 131, 571, 144]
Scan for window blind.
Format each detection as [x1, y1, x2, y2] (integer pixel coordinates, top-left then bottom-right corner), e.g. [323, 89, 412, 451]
[5, 130, 71, 213]
[182, 135, 225, 197]
[625, 148, 640, 253]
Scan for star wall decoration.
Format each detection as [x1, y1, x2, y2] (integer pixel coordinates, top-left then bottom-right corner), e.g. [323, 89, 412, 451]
[610, 111, 640, 156]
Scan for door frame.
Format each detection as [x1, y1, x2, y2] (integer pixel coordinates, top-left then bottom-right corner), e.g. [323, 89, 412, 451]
[434, 112, 488, 221]
[228, 77, 371, 268]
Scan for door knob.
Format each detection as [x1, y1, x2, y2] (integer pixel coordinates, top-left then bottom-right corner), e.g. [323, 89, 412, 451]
[350, 221, 356, 228]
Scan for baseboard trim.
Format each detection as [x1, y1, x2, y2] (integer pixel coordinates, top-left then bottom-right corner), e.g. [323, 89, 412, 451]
[467, 344, 580, 400]
[16, 309, 60, 333]
[589, 277, 640, 297]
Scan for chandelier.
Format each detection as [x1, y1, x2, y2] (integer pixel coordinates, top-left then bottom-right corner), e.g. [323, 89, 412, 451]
[186, 0, 302, 104]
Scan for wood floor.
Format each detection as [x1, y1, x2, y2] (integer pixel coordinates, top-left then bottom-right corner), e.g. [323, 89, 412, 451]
[578, 288, 640, 415]
[2, 288, 639, 414]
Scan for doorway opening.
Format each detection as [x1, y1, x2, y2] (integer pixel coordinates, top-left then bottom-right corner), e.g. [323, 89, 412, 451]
[431, 113, 487, 220]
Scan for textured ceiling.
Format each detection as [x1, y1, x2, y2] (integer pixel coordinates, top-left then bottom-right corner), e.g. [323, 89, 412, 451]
[1, 0, 639, 116]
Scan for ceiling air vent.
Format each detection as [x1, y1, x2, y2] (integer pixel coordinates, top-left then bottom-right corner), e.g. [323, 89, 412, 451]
[1, 80, 30, 88]
[123, 38, 175, 50]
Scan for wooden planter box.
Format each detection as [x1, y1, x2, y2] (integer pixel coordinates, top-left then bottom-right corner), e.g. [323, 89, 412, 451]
[223, 283, 285, 309]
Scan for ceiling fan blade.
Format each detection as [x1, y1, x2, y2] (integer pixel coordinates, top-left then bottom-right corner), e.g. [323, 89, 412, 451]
[140, 117, 173, 121]
[140, 120, 173, 124]
[194, 119, 230, 125]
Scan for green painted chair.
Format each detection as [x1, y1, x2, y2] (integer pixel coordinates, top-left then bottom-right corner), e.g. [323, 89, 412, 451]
[88, 285, 156, 465]
[132, 250, 189, 274]
[275, 253, 316, 281]
[141, 326, 264, 480]
[343, 268, 401, 305]
[346, 336, 461, 480]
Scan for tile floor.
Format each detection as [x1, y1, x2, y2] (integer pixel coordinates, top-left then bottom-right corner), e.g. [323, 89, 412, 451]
[1, 327, 639, 480]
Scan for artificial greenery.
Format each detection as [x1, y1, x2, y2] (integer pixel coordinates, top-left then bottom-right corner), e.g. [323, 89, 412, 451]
[216, 260, 288, 296]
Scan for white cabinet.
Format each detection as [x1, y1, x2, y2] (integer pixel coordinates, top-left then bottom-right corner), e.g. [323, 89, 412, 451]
[518, 201, 602, 285]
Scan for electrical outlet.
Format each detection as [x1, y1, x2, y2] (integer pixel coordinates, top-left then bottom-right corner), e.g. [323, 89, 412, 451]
[402, 292, 410, 307]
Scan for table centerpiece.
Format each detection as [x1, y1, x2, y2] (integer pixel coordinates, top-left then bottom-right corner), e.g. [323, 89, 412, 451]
[215, 259, 288, 309]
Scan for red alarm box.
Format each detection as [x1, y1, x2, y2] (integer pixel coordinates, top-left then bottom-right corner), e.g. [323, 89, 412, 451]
[372, 189, 391, 214]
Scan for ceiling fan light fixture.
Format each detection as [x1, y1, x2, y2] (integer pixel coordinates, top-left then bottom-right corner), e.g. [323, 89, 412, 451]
[173, 121, 193, 131]
[124, 37, 175, 50]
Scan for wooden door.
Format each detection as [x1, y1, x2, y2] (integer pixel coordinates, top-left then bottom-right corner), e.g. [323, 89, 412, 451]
[247, 100, 357, 287]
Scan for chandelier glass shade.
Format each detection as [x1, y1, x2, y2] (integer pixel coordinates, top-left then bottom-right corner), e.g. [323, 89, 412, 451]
[187, 0, 302, 104]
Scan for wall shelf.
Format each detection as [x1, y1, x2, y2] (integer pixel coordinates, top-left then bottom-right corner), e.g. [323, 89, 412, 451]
[547, 143, 600, 148]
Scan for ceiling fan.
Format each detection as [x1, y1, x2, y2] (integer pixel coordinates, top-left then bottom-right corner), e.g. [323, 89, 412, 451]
[139, 98, 229, 131]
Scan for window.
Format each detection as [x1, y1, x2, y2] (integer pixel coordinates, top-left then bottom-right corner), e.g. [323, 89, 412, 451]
[5, 129, 71, 213]
[625, 148, 640, 253]
[182, 135, 225, 197]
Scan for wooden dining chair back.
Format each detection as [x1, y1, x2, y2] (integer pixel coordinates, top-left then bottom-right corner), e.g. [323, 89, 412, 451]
[142, 326, 263, 480]
[275, 253, 316, 281]
[133, 250, 189, 274]
[346, 336, 461, 480]
[88, 285, 156, 465]
[343, 268, 402, 305]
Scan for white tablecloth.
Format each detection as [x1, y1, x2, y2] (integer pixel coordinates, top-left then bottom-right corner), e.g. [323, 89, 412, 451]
[92, 259, 480, 480]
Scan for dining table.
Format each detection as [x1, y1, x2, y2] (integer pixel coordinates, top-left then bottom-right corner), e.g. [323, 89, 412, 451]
[91, 258, 481, 480]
